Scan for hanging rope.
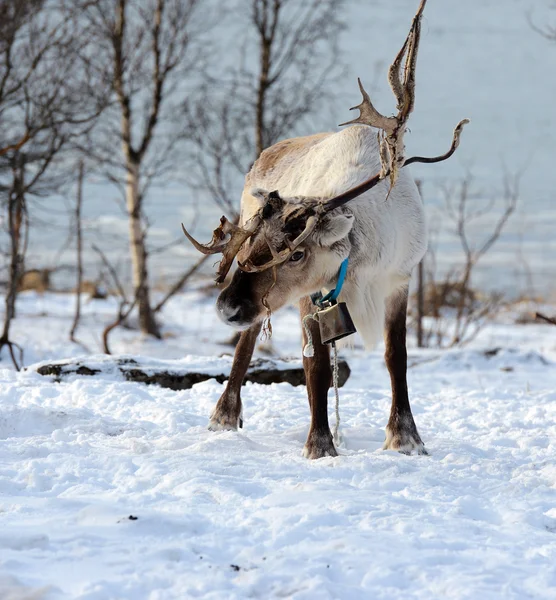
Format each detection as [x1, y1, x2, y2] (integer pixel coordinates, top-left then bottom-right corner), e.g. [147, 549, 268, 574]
[302, 311, 319, 357]
[332, 341, 341, 445]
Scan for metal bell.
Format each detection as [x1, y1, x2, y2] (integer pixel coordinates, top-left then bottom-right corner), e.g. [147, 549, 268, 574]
[318, 301, 357, 345]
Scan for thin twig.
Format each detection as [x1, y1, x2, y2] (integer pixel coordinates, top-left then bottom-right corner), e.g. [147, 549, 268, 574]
[0, 338, 24, 371]
[154, 254, 211, 313]
[69, 161, 89, 351]
[535, 312, 556, 326]
[92, 244, 128, 302]
[102, 295, 139, 354]
[0, 131, 31, 157]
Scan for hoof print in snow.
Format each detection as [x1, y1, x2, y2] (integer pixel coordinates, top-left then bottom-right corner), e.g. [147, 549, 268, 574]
[32, 355, 351, 390]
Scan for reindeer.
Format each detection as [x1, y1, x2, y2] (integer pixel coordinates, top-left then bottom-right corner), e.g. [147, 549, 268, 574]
[183, 0, 468, 459]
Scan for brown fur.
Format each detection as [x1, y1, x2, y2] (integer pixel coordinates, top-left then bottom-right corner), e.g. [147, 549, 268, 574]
[300, 296, 337, 459]
[208, 323, 262, 430]
[383, 287, 427, 453]
[248, 133, 330, 181]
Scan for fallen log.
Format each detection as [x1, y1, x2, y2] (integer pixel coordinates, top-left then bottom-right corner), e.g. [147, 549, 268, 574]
[29, 354, 351, 390]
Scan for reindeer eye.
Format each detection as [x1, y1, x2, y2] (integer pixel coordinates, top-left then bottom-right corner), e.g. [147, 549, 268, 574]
[290, 251, 305, 262]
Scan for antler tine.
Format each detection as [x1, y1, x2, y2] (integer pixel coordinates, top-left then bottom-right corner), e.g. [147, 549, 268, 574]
[338, 78, 397, 133]
[181, 218, 228, 255]
[215, 214, 263, 283]
[404, 119, 470, 166]
[388, 32, 410, 110]
[181, 214, 263, 284]
[414, 0, 428, 22]
[400, 0, 425, 119]
[378, 133, 391, 179]
[388, 0, 427, 109]
[322, 118, 470, 214]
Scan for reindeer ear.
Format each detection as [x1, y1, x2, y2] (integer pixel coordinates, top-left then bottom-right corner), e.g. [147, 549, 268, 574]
[314, 213, 354, 246]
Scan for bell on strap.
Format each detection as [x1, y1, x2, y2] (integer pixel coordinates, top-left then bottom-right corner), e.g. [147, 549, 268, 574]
[318, 301, 357, 345]
[309, 257, 357, 345]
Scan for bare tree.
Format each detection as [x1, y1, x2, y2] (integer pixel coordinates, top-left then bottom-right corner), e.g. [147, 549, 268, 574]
[79, 0, 212, 338]
[170, 0, 344, 308]
[92, 243, 139, 354]
[186, 0, 344, 214]
[0, 0, 106, 367]
[415, 180, 425, 348]
[0, 152, 26, 368]
[415, 172, 520, 348]
[249, 0, 344, 158]
[69, 160, 87, 348]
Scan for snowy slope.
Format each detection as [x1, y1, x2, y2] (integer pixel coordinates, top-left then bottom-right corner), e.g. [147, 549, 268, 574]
[0, 292, 555, 599]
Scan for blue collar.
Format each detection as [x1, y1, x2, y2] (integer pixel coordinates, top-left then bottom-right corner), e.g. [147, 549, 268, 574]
[311, 257, 349, 308]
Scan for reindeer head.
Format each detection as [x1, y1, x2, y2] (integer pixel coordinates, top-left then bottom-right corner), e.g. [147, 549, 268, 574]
[181, 0, 468, 331]
[215, 189, 355, 328]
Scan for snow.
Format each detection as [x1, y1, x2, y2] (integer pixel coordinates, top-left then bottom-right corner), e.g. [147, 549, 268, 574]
[0, 290, 555, 599]
[2, 0, 555, 596]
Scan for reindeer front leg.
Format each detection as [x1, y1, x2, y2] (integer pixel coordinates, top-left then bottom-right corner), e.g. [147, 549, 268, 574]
[300, 296, 337, 459]
[208, 322, 262, 431]
[383, 287, 427, 454]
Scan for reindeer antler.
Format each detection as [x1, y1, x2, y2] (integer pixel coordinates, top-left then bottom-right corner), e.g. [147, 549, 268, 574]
[238, 214, 320, 274]
[321, 118, 469, 214]
[182, 0, 469, 278]
[322, 0, 469, 213]
[181, 214, 262, 283]
[340, 0, 428, 188]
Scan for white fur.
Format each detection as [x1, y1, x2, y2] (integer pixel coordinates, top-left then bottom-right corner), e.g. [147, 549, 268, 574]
[243, 125, 427, 349]
[315, 214, 355, 247]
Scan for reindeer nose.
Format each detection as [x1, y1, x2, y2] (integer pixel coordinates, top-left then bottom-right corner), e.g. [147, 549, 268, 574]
[216, 294, 253, 330]
[217, 302, 241, 323]
[216, 270, 260, 329]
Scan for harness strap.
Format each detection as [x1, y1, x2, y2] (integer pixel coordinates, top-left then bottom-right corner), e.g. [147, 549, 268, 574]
[312, 257, 349, 308]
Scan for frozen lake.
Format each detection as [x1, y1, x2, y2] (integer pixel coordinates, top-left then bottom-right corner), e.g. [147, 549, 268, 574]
[22, 0, 556, 298]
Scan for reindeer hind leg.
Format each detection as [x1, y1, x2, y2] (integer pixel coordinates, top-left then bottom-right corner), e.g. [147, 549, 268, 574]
[382, 285, 427, 455]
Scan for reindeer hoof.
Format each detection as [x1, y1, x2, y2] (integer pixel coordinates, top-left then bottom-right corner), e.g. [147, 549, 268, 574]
[208, 414, 240, 432]
[303, 430, 338, 459]
[383, 425, 428, 455]
[208, 405, 243, 432]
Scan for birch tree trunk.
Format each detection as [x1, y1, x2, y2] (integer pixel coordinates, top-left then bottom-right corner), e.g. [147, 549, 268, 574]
[70, 161, 85, 344]
[125, 158, 160, 338]
[0, 154, 26, 369]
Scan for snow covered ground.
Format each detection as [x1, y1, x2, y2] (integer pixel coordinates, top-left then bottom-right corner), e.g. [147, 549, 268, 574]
[0, 290, 556, 599]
